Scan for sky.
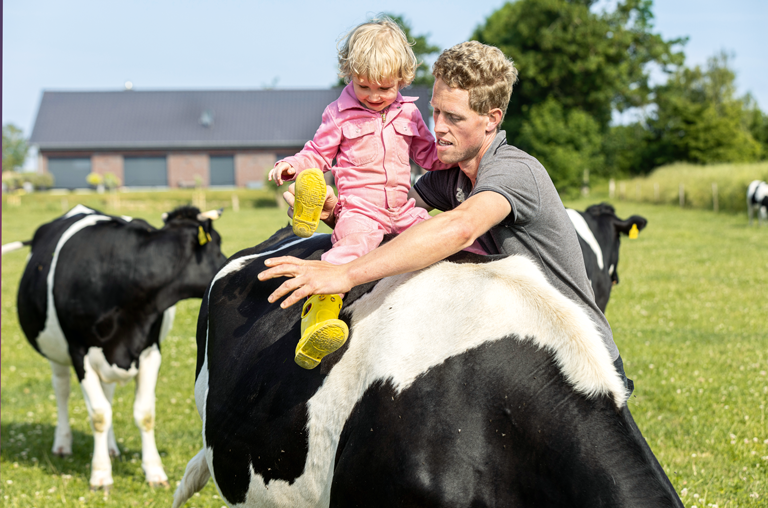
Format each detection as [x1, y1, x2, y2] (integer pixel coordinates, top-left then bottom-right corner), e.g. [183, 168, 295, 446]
[3, 0, 767, 160]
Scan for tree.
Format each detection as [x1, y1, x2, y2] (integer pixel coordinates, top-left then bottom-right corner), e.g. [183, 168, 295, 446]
[472, 0, 685, 141]
[517, 97, 604, 191]
[336, 14, 440, 87]
[3, 124, 29, 172]
[646, 51, 763, 165]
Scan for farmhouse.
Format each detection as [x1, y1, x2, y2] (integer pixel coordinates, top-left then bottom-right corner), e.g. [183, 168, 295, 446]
[29, 87, 433, 189]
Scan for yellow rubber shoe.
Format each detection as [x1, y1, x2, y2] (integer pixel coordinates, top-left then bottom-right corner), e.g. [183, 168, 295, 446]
[296, 294, 349, 369]
[293, 168, 326, 238]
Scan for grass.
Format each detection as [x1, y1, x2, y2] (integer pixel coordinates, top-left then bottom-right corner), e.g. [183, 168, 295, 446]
[2, 190, 767, 507]
[608, 161, 768, 214]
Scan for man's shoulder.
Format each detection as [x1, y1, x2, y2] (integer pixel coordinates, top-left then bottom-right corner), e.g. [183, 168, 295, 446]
[492, 142, 545, 171]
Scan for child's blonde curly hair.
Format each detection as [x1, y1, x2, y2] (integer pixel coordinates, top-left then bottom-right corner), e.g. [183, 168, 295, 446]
[337, 16, 417, 87]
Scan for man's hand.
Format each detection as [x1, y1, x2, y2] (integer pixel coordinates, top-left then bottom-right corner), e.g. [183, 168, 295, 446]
[268, 162, 295, 186]
[283, 182, 339, 228]
[258, 257, 353, 308]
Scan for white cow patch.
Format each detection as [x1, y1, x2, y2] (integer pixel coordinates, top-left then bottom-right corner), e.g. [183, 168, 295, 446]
[87, 347, 139, 384]
[64, 204, 96, 218]
[37, 213, 112, 365]
[566, 209, 604, 270]
[188, 248, 626, 508]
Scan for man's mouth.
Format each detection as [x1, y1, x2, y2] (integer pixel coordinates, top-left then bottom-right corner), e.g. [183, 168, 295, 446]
[438, 140, 453, 146]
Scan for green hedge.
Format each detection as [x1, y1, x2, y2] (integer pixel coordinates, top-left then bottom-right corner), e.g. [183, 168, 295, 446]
[611, 162, 768, 214]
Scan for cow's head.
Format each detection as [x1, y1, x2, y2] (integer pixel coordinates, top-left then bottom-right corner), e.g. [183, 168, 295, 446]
[584, 203, 647, 286]
[160, 206, 228, 296]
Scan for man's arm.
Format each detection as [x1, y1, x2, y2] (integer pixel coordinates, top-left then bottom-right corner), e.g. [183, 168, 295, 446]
[258, 190, 511, 308]
[409, 185, 433, 212]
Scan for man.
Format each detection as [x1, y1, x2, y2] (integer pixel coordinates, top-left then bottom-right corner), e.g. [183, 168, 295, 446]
[259, 41, 631, 389]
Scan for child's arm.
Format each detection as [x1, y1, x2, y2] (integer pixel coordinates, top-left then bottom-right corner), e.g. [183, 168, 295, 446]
[275, 106, 343, 180]
[408, 111, 455, 171]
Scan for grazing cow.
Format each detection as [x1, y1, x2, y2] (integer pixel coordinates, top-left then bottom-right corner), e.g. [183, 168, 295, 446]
[566, 203, 648, 312]
[747, 180, 768, 225]
[14, 204, 227, 490]
[173, 227, 682, 508]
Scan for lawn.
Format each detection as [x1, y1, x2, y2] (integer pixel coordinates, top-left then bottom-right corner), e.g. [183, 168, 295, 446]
[1, 190, 766, 507]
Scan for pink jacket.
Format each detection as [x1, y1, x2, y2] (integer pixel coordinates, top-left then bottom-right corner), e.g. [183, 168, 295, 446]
[279, 83, 451, 211]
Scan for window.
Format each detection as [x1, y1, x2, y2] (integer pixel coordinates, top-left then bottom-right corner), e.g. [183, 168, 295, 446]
[124, 157, 168, 187]
[209, 156, 235, 186]
[48, 158, 91, 189]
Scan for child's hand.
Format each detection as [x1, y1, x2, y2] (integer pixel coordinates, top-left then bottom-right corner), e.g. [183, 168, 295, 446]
[268, 162, 295, 186]
[283, 183, 339, 229]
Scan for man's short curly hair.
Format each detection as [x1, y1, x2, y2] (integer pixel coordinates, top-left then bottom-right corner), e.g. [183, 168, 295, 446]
[337, 16, 417, 86]
[432, 41, 518, 121]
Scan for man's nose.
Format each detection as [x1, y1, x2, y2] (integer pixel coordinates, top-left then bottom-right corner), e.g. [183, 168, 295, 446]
[433, 113, 447, 133]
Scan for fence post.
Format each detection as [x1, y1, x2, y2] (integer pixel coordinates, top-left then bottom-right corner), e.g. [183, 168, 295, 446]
[581, 168, 590, 197]
[712, 183, 718, 213]
[654, 183, 659, 203]
[609, 179, 615, 199]
[231, 194, 240, 212]
[679, 183, 685, 208]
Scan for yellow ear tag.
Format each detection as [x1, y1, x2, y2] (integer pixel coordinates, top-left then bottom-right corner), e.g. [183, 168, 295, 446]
[198, 226, 209, 245]
[628, 224, 639, 240]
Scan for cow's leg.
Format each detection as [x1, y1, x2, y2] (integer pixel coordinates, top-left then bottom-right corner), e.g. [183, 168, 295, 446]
[748, 200, 754, 225]
[80, 356, 114, 489]
[50, 361, 73, 456]
[133, 344, 168, 487]
[100, 381, 120, 458]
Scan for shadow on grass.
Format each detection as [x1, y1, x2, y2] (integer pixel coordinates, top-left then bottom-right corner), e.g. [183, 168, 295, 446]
[1, 421, 167, 483]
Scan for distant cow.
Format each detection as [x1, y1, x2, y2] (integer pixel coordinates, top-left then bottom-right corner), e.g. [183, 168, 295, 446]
[14, 204, 227, 490]
[173, 227, 681, 508]
[567, 203, 648, 312]
[747, 180, 768, 225]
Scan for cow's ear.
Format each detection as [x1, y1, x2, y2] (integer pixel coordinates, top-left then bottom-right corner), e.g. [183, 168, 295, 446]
[614, 215, 648, 236]
[161, 212, 169, 223]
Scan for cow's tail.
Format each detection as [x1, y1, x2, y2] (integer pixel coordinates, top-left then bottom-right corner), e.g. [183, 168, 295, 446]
[172, 448, 211, 508]
[1, 240, 31, 256]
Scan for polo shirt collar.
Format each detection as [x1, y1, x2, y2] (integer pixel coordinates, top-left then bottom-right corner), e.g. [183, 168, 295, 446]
[477, 130, 508, 179]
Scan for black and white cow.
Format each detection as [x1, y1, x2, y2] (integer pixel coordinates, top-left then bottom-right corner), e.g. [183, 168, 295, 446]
[13, 204, 227, 490]
[747, 180, 768, 226]
[566, 203, 648, 313]
[173, 227, 682, 508]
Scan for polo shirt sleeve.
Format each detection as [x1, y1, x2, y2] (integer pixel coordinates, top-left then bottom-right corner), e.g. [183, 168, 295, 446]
[472, 155, 541, 226]
[413, 168, 459, 212]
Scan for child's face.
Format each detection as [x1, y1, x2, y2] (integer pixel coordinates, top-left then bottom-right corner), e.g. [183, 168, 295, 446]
[351, 75, 399, 112]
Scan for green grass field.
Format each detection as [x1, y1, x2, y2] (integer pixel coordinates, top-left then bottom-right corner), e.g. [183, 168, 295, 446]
[2, 191, 766, 507]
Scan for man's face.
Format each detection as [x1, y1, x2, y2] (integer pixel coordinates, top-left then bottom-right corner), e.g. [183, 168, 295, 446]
[431, 77, 491, 167]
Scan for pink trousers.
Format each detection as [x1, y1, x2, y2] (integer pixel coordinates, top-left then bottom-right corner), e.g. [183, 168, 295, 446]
[322, 195, 431, 265]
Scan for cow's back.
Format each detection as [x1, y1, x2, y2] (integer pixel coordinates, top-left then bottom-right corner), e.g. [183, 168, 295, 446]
[17, 210, 109, 348]
[197, 229, 680, 508]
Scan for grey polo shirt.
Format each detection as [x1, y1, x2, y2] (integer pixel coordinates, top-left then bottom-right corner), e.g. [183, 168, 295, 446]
[414, 131, 619, 360]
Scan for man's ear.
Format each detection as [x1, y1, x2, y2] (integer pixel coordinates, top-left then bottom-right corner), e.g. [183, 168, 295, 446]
[487, 108, 503, 133]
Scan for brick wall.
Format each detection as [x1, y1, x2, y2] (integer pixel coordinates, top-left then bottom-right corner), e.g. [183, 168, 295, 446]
[91, 154, 124, 183]
[168, 153, 209, 188]
[235, 153, 276, 188]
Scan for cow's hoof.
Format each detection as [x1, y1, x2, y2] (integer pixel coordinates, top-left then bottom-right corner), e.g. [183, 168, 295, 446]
[90, 483, 112, 493]
[108, 447, 121, 458]
[149, 480, 170, 489]
[52, 447, 72, 457]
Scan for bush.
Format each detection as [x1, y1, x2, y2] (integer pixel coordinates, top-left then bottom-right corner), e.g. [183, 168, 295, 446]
[614, 161, 768, 214]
